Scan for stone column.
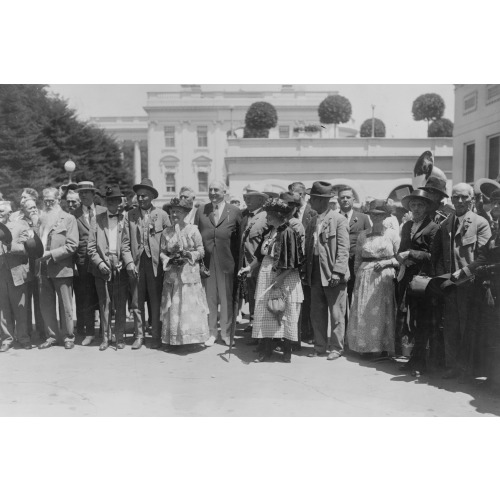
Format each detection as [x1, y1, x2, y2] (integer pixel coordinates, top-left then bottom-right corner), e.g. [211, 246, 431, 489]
[134, 141, 142, 183]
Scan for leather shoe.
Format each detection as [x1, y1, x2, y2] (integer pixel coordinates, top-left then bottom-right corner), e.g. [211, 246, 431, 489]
[20, 343, 32, 350]
[64, 341, 75, 350]
[116, 342, 126, 350]
[0, 343, 11, 353]
[99, 341, 109, 351]
[150, 339, 162, 350]
[327, 351, 341, 360]
[38, 340, 54, 350]
[307, 351, 326, 358]
[254, 353, 272, 363]
[131, 338, 143, 350]
[82, 336, 94, 346]
[204, 336, 216, 347]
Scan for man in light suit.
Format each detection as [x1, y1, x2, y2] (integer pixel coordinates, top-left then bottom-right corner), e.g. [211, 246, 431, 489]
[72, 181, 107, 346]
[304, 181, 350, 360]
[337, 185, 371, 308]
[122, 178, 170, 350]
[239, 187, 269, 336]
[0, 202, 32, 351]
[37, 188, 79, 349]
[432, 183, 491, 378]
[289, 181, 317, 343]
[88, 186, 128, 351]
[195, 180, 241, 346]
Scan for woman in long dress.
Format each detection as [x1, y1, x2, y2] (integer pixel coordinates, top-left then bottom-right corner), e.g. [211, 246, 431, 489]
[159, 197, 209, 346]
[346, 199, 400, 355]
[238, 198, 304, 363]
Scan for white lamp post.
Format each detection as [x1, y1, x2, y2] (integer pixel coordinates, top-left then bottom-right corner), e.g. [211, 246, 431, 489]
[64, 159, 76, 183]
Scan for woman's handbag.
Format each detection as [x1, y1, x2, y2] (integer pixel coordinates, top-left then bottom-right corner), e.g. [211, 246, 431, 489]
[407, 275, 432, 297]
[199, 260, 210, 279]
[267, 285, 286, 325]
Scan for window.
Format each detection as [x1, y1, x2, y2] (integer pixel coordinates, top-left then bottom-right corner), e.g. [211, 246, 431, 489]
[488, 135, 500, 180]
[465, 142, 475, 183]
[164, 126, 175, 147]
[197, 126, 208, 148]
[198, 172, 208, 193]
[165, 173, 176, 193]
[279, 126, 290, 138]
[486, 84, 500, 105]
[463, 91, 477, 114]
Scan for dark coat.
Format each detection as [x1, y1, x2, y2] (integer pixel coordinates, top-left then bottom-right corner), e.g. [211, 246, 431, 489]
[301, 204, 317, 231]
[72, 205, 107, 268]
[345, 210, 372, 257]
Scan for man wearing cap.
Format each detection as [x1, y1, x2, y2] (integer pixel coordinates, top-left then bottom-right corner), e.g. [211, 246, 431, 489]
[304, 181, 350, 360]
[37, 188, 79, 349]
[239, 187, 269, 335]
[88, 186, 128, 350]
[195, 180, 242, 346]
[122, 178, 171, 350]
[337, 185, 371, 311]
[474, 178, 500, 230]
[72, 181, 107, 346]
[0, 201, 33, 351]
[431, 183, 491, 378]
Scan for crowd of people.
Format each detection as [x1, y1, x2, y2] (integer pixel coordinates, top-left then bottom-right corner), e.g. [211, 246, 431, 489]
[0, 150, 499, 385]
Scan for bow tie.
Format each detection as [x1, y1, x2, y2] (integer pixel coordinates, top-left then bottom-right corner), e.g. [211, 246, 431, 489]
[109, 213, 120, 219]
[243, 210, 254, 218]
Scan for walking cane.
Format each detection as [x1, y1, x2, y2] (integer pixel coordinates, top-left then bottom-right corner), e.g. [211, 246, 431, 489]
[229, 273, 248, 360]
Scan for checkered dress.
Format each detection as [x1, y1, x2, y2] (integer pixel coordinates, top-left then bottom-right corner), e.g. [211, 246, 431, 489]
[252, 255, 303, 341]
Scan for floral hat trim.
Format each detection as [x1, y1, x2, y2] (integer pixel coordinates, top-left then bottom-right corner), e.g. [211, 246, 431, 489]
[263, 197, 292, 214]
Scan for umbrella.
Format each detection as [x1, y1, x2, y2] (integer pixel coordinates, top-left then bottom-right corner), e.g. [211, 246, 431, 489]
[229, 273, 248, 360]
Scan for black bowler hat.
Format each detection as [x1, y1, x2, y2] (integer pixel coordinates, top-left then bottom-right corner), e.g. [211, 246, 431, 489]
[0, 222, 12, 245]
[133, 178, 159, 199]
[306, 181, 335, 198]
[24, 231, 44, 259]
[104, 185, 125, 199]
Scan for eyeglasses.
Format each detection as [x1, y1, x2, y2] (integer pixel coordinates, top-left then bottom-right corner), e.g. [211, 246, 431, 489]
[451, 195, 471, 202]
[43, 199, 56, 204]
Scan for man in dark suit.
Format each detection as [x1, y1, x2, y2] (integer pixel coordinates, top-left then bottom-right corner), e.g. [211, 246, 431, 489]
[239, 187, 268, 335]
[432, 183, 491, 378]
[72, 181, 107, 346]
[88, 186, 128, 351]
[195, 180, 241, 346]
[338, 185, 371, 309]
[122, 179, 171, 350]
[289, 181, 317, 343]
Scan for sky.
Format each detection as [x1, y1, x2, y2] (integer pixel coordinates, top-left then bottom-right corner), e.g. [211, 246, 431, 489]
[48, 84, 455, 139]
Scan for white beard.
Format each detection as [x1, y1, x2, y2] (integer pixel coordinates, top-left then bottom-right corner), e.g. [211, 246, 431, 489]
[40, 206, 62, 232]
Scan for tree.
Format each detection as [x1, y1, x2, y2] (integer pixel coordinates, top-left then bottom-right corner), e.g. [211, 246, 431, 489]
[0, 85, 133, 202]
[360, 118, 386, 137]
[244, 101, 278, 138]
[318, 94, 352, 137]
[411, 93, 445, 133]
[428, 118, 454, 138]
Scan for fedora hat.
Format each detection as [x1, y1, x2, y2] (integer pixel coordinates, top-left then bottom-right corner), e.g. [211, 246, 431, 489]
[24, 231, 44, 259]
[76, 181, 97, 192]
[306, 181, 335, 198]
[474, 178, 500, 201]
[263, 198, 292, 215]
[490, 189, 500, 203]
[133, 178, 159, 199]
[103, 185, 125, 199]
[0, 222, 12, 245]
[401, 189, 439, 212]
[243, 185, 269, 200]
[279, 191, 301, 207]
[366, 199, 394, 215]
[169, 197, 193, 212]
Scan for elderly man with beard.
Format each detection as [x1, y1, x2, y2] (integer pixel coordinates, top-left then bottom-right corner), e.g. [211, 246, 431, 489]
[37, 188, 79, 349]
[0, 201, 32, 351]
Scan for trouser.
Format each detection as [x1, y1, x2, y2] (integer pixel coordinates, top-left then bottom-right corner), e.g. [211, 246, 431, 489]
[346, 256, 355, 307]
[74, 264, 99, 337]
[299, 285, 313, 342]
[39, 276, 75, 343]
[407, 296, 434, 370]
[27, 279, 45, 340]
[206, 256, 234, 341]
[246, 274, 257, 319]
[95, 268, 128, 343]
[129, 253, 162, 340]
[0, 269, 29, 346]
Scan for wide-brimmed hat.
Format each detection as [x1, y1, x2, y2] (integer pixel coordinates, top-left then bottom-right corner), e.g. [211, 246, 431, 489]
[401, 189, 439, 212]
[169, 197, 193, 212]
[243, 185, 269, 201]
[306, 181, 335, 198]
[366, 199, 394, 215]
[76, 181, 98, 192]
[0, 222, 12, 245]
[474, 178, 500, 201]
[420, 167, 448, 198]
[24, 231, 44, 259]
[279, 191, 301, 207]
[103, 185, 125, 199]
[263, 198, 293, 215]
[133, 178, 159, 199]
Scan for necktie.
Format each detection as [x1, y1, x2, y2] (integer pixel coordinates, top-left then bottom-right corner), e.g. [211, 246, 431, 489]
[248, 212, 254, 218]
[109, 213, 119, 218]
[89, 207, 94, 224]
[214, 205, 219, 224]
[345, 213, 348, 219]
[454, 217, 460, 235]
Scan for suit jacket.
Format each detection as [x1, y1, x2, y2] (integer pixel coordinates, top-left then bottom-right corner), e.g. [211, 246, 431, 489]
[87, 211, 126, 279]
[343, 210, 372, 257]
[304, 209, 350, 287]
[38, 210, 79, 278]
[301, 204, 317, 231]
[195, 202, 241, 274]
[432, 210, 491, 276]
[72, 204, 107, 269]
[121, 206, 171, 277]
[0, 219, 31, 286]
[238, 209, 268, 269]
